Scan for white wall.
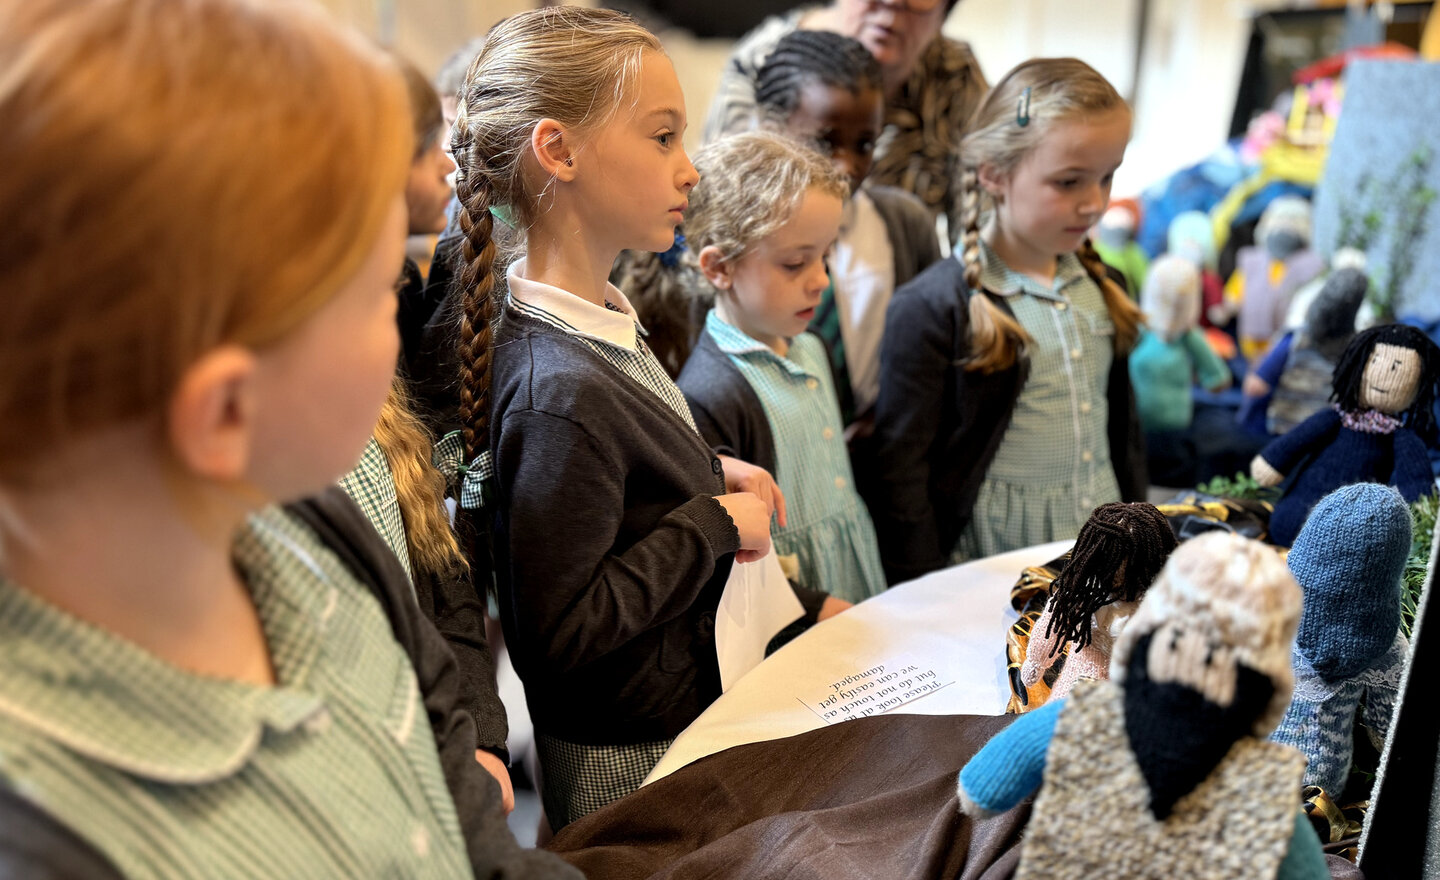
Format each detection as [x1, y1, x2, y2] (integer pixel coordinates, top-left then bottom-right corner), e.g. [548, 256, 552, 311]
[315, 0, 1255, 198]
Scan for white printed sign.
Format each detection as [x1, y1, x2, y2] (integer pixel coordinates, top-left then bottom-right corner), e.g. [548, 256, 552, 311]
[798, 657, 954, 725]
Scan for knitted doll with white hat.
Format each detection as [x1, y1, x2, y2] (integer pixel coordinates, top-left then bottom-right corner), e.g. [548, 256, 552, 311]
[958, 532, 1328, 880]
[1219, 196, 1325, 361]
[1252, 323, 1440, 546]
[1270, 482, 1412, 796]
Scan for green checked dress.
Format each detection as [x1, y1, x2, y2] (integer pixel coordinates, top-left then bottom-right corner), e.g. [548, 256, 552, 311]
[705, 312, 887, 603]
[954, 243, 1122, 561]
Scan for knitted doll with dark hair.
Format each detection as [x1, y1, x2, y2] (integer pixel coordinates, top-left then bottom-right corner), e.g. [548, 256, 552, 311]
[1020, 502, 1177, 704]
[1252, 323, 1440, 545]
[1270, 482, 1412, 796]
[959, 532, 1329, 880]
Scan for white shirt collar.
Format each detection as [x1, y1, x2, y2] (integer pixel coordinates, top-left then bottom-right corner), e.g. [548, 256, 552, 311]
[506, 258, 642, 351]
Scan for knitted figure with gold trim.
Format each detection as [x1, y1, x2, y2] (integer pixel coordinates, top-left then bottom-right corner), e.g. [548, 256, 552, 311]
[1270, 482, 1412, 797]
[1019, 502, 1176, 704]
[1216, 196, 1324, 361]
[1252, 323, 1440, 546]
[959, 531, 1329, 880]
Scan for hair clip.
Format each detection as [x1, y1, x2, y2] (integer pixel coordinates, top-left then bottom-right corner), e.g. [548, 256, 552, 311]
[1017, 86, 1032, 128]
[657, 230, 687, 269]
[488, 204, 518, 228]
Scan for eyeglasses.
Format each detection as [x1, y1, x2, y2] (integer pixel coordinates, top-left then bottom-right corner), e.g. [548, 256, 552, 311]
[865, 0, 945, 12]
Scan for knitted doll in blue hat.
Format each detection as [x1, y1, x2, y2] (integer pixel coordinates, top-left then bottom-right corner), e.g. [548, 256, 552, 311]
[1270, 482, 1413, 796]
[1252, 323, 1440, 546]
[958, 532, 1329, 880]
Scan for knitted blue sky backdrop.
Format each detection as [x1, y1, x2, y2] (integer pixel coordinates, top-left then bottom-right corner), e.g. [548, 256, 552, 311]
[1312, 60, 1440, 323]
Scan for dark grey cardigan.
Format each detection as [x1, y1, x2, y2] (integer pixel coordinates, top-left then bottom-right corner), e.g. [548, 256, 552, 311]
[864, 255, 1148, 585]
[490, 309, 742, 745]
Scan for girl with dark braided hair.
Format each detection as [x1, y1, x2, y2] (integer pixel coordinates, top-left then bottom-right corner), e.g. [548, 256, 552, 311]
[450, 6, 789, 830]
[1019, 502, 1176, 705]
[867, 58, 1149, 585]
[754, 29, 942, 427]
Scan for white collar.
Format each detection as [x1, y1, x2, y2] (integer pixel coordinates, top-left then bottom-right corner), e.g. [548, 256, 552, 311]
[506, 258, 642, 351]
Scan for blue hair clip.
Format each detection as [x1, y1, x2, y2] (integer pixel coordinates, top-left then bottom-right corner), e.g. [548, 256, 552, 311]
[657, 229, 687, 269]
[1017, 86, 1032, 128]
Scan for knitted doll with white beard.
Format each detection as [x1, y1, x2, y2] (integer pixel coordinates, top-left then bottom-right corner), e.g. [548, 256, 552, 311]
[958, 532, 1328, 880]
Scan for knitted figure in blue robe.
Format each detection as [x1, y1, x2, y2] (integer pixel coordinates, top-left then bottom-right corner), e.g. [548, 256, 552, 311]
[1269, 482, 1412, 796]
[957, 532, 1329, 880]
[1251, 323, 1439, 546]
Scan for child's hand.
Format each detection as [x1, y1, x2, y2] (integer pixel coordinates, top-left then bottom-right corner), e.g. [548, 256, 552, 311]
[718, 454, 787, 528]
[716, 492, 773, 563]
[1250, 454, 1283, 487]
[817, 596, 852, 621]
[475, 750, 514, 814]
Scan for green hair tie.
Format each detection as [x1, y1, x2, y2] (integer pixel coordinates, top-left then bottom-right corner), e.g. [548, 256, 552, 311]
[488, 204, 518, 228]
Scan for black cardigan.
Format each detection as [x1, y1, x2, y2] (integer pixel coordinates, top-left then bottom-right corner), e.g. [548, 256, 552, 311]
[490, 310, 741, 745]
[0, 488, 581, 880]
[863, 255, 1147, 585]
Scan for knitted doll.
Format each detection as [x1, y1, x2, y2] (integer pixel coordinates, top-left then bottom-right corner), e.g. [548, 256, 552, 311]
[1093, 203, 1149, 296]
[1020, 502, 1176, 705]
[1131, 256, 1232, 435]
[1265, 267, 1368, 435]
[1252, 323, 1440, 546]
[1270, 482, 1412, 797]
[1166, 210, 1227, 332]
[959, 532, 1328, 880]
[1218, 196, 1325, 361]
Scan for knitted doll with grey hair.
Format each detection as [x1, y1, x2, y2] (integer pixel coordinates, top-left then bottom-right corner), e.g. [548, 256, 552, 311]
[958, 532, 1328, 879]
[1269, 482, 1413, 796]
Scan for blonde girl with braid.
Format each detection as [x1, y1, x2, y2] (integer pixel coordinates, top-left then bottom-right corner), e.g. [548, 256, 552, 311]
[450, 7, 782, 830]
[867, 58, 1148, 585]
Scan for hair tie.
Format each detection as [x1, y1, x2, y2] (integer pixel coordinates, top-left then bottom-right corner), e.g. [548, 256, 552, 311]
[1016, 86, 1032, 127]
[657, 229, 687, 268]
[488, 204, 518, 228]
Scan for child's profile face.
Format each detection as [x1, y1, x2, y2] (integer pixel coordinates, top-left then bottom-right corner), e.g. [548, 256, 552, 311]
[722, 187, 843, 355]
[247, 196, 407, 499]
[984, 107, 1130, 264]
[405, 136, 456, 237]
[785, 81, 883, 193]
[570, 51, 699, 255]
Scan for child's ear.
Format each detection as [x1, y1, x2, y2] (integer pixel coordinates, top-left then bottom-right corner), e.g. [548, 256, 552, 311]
[697, 245, 734, 291]
[977, 163, 1007, 199]
[530, 118, 577, 181]
[166, 346, 258, 482]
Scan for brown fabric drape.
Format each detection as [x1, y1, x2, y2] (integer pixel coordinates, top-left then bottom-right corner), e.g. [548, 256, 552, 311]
[546, 713, 1027, 880]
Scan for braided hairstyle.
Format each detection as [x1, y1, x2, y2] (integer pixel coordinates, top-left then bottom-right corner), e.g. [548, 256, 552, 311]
[754, 29, 882, 119]
[956, 58, 1143, 373]
[449, 7, 662, 465]
[1042, 502, 1177, 653]
[1331, 323, 1440, 437]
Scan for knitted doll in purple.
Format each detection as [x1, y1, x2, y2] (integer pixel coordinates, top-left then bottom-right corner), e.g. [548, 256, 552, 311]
[1252, 324, 1439, 546]
[1269, 482, 1411, 796]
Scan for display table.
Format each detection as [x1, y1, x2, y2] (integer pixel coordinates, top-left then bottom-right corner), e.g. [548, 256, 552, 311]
[644, 539, 1074, 783]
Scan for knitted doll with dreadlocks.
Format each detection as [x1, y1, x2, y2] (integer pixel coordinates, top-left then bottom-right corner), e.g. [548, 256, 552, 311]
[1020, 502, 1177, 705]
[959, 532, 1329, 880]
[1252, 323, 1440, 546]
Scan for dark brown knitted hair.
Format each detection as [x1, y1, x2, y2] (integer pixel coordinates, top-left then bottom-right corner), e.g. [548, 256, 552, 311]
[1043, 502, 1177, 653]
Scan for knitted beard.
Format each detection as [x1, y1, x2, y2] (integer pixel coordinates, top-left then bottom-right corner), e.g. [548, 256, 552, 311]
[1122, 631, 1275, 819]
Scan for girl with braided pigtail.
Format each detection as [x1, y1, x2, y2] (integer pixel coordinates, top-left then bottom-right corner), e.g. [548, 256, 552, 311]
[866, 58, 1149, 586]
[1018, 502, 1176, 706]
[450, 7, 784, 831]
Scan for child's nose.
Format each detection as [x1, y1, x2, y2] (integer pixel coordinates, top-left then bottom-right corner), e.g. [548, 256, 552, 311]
[678, 151, 700, 193]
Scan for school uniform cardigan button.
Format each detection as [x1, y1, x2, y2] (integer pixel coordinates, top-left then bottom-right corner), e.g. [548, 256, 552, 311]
[711, 458, 723, 475]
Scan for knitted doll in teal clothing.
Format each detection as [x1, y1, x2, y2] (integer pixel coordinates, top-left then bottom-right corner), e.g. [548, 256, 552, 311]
[958, 532, 1328, 880]
[1270, 482, 1413, 796]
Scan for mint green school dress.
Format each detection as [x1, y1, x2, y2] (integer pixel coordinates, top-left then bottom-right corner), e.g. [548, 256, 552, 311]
[954, 244, 1122, 561]
[707, 312, 888, 602]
